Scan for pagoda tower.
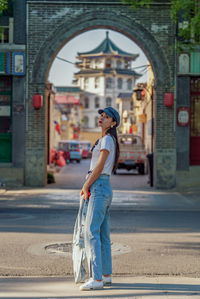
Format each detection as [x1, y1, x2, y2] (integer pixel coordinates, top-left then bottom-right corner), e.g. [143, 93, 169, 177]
[73, 31, 141, 132]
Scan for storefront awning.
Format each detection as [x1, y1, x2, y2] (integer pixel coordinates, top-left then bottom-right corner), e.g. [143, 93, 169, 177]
[55, 95, 79, 105]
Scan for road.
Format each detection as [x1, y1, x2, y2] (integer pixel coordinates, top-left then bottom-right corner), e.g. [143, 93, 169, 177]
[50, 158, 150, 190]
[0, 205, 200, 278]
[1, 161, 200, 280]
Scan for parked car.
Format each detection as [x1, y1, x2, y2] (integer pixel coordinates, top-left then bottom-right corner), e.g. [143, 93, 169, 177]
[79, 141, 91, 158]
[116, 134, 147, 174]
[58, 140, 81, 163]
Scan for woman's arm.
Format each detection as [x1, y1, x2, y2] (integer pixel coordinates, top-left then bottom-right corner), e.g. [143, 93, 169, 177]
[80, 149, 109, 200]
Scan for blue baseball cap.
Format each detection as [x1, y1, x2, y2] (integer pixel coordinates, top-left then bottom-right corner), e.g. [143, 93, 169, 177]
[98, 107, 120, 127]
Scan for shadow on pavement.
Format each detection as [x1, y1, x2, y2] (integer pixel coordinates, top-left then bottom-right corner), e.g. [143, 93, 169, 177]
[0, 208, 200, 235]
[1, 282, 200, 298]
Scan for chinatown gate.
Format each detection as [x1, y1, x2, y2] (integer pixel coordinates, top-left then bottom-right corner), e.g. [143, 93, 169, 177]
[26, 0, 177, 188]
[3, 0, 179, 189]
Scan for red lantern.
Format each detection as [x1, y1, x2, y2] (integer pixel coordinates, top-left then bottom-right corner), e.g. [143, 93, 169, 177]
[56, 151, 66, 167]
[141, 89, 146, 97]
[164, 93, 174, 107]
[33, 94, 43, 110]
[55, 123, 61, 134]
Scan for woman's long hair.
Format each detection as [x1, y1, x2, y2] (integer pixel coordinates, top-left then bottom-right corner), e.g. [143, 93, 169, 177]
[106, 126, 120, 173]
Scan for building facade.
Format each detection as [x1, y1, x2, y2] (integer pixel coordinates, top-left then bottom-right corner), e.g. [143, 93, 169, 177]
[0, 1, 26, 187]
[133, 64, 155, 154]
[176, 53, 200, 188]
[74, 31, 141, 133]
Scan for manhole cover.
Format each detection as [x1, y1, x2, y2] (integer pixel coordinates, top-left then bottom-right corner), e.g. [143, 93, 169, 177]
[44, 242, 131, 256]
[45, 242, 72, 255]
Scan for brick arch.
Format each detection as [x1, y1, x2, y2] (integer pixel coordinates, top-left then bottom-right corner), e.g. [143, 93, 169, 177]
[27, 4, 176, 189]
[31, 12, 171, 90]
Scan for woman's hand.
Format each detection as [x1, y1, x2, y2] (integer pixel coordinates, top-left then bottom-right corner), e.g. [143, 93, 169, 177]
[80, 183, 90, 200]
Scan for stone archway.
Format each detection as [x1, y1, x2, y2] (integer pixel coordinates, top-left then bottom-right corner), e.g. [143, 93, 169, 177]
[26, 2, 176, 188]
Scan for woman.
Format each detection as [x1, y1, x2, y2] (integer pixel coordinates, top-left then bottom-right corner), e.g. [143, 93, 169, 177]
[79, 106, 120, 291]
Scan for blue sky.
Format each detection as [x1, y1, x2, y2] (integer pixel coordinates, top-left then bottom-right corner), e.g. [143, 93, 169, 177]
[48, 29, 148, 87]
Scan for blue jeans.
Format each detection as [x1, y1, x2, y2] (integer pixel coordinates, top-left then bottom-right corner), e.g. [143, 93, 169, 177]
[84, 174, 112, 280]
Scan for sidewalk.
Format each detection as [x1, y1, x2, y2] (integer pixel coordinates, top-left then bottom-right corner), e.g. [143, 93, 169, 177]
[0, 276, 200, 298]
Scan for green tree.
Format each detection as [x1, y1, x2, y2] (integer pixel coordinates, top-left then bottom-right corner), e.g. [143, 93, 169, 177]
[122, 0, 200, 49]
[0, 0, 8, 40]
[0, 0, 8, 13]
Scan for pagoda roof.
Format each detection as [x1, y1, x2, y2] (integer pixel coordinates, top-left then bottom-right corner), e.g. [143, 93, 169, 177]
[74, 68, 141, 78]
[55, 86, 83, 93]
[77, 31, 139, 60]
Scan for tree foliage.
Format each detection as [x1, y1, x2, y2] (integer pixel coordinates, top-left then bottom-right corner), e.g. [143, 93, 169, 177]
[0, 0, 8, 38]
[122, 0, 152, 9]
[0, 0, 8, 13]
[122, 0, 200, 48]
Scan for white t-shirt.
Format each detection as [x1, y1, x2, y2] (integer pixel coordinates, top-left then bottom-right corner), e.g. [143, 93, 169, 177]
[89, 135, 115, 175]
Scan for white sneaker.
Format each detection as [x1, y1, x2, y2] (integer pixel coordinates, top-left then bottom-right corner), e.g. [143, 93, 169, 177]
[102, 275, 112, 286]
[80, 278, 103, 291]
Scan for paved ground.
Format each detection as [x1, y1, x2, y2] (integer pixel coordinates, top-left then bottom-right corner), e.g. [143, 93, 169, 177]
[1, 168, 200, 298]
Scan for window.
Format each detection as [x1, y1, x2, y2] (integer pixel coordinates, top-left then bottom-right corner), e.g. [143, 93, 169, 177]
[95, 116, 99, 127]
[130, 100, 133, 110]
[95, 97, 100, 108]
[127, 79, 132, 90]
[0, 76, 12, 162]
[117, 78, 123, 89]
[0, 19, 13, 44]
[119, 136, 139, 146]
[95, 77, 100, 89]
[0, 27, 9, 43]
[106, 59, 111, 68]
[0, 77, 12, 92]
[95, 59, 100, 69]
[84, 78, 89, 89]
[106, 77, 112, 89]
[84, 97, 89, 108]
[85, 60, 90, 69]
[82, 116, 89, 128]
[0, 77, 12, 134]
[190, 77, 200, 165]
[116, 60, 122, 68]
[106, 97, 112, 107]
[124, 59, 131, 69]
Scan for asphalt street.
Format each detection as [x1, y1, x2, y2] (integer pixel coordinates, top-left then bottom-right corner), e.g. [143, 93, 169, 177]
[49, 159, 150, 190]
[0, 200, 200, 278]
